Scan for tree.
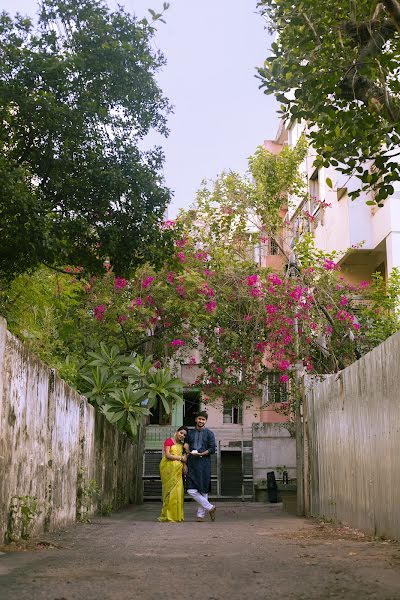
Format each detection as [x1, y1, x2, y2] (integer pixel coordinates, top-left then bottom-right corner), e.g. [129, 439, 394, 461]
[257, 0, 400, 204]
[0, 0, 173, 281]
[75, 142, 398, 406]
[3, 141, 399, 412]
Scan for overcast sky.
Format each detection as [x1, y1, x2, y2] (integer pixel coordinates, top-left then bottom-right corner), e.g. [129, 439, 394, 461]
[1, 0, 279, 216]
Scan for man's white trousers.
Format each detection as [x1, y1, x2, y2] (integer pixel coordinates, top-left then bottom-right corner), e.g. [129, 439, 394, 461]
[187, 488, 213, 518]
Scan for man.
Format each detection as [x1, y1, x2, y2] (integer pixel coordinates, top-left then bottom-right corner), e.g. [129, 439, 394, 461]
[184, 411, 217, 522]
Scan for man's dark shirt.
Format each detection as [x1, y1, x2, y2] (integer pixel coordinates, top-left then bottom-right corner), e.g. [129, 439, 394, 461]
[185, 427, 216, 493]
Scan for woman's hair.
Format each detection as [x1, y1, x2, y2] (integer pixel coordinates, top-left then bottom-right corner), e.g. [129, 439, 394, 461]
[177, 425, 188, 435]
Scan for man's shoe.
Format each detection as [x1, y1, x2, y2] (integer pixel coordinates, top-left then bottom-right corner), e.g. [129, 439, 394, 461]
[196, 517, 204, 522]
[208, 505, 216, 521]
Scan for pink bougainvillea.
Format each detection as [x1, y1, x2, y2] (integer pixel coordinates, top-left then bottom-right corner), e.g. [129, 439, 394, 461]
[94, 305, 107, 321]
[205, 301, 217, 313]
[247, 274, 258, 286]
[142, 276, 155, 289]
[170, 339, 185, 347]
[161, 219, 176, 230]
[323, 259, 336, 270]
[114, 277, 127, 290]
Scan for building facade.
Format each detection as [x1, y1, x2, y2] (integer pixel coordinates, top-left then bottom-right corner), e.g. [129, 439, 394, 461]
[277, 120, 400, 283]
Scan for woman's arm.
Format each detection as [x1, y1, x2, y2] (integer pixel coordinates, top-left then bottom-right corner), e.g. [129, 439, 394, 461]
[164, 446, 184, 462]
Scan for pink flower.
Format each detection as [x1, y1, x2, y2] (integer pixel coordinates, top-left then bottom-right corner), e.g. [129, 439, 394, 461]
[306, 363, 314, 372]
[205, 301, 217, 313]
[130, 297, 143, 309]
[243, 314, 253, 322]
[203, 268, 214, 277]
[170, 339, 185, 347]
[323, 259, 336, 270]
[289, 286, 302, 301]
[268, 273, 283, 285]
[247, 274, 258, 286]
[339, 296, 349, 306]
[266, 304, 277, 315]
[154, 361, 161, 369]
[189, 356, 197, 365]
[142, 276, 155, 289]
[175, 237, 187, 248]
[194, 251, 208, 262]
[353, 323, 361, 330]
[65, 267, 72, 272]
[279, 374, 289, 383]
[145, 295, 155, 305]
[175, 285, 186, 298]
[215, 367, 223, 374]
[256, 342, 267, 352]
[278, 359, 290, 371]
[94, 305, 107, 321]
[359, 280, 370, 289]
[117, 314, 127, 323]
[167, 271, 175, 284]
[161, 219, 176, 230]
[198, 284, 215, 297]
[114, 276, 127, 290]
[177, 252, 186, 263]
[326, 325, 333, 334]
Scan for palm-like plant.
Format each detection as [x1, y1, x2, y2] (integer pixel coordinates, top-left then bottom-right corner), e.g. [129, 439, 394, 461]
[79, 345, 183, 438]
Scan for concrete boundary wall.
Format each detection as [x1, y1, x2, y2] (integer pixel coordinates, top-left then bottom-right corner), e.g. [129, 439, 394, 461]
[0, 318, 143, 543]
[299, 331, 400, 540]
[252, 423, 296, 482]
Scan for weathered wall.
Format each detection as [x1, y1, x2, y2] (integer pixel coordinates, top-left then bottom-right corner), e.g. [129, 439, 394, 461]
[300, 331, 400, 540]
[252, 423, 296, 482]
[0, 318, 143, 543]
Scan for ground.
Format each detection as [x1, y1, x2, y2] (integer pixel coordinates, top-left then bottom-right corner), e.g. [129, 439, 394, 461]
[1, 502, 400, 600]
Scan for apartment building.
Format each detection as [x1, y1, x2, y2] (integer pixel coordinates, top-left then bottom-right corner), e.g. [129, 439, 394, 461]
[276, 120, 400, 284]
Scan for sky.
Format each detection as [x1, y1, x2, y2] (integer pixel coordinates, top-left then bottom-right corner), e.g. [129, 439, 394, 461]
[1, 0, 279, 217]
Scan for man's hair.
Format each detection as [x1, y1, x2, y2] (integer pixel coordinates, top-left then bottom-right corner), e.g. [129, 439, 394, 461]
[196, 410, 208, 420]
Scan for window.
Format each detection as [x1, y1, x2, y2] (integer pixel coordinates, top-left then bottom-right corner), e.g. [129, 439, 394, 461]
[262, 372, 288, 404]
[269, 238, 279, 256]
[223, 403, 242, 424]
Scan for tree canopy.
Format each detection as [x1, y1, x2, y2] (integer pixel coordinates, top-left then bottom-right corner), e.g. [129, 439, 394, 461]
[257, 0, 400, 204]
[0, 0, 173, 281]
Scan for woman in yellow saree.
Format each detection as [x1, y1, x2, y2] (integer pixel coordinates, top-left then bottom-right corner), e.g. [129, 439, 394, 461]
[159, 426, 188, 522]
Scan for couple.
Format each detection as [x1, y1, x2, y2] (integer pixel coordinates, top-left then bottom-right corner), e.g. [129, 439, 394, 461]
[158, 411, 217, 523]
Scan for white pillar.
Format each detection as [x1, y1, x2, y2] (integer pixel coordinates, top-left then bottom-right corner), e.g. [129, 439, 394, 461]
[386, 231, 400, 276]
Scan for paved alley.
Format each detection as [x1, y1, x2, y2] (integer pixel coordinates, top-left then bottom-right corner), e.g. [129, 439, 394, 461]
[1, 502, 400, 600]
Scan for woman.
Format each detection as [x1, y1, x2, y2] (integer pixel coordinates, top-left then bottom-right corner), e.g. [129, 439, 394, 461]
[158, 426, 188, 522]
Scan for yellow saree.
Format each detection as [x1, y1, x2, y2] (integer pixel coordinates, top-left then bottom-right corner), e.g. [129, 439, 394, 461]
[158, 442, 184, 522]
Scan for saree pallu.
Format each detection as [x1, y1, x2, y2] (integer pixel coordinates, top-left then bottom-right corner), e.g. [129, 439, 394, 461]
[158, 444, 184, 522]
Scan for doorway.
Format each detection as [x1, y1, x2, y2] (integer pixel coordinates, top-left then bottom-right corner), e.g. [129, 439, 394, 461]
[220, 451, 242, 496]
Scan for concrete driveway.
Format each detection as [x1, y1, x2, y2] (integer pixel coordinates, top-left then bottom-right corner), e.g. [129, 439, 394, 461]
[1, 501, 400, 600]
